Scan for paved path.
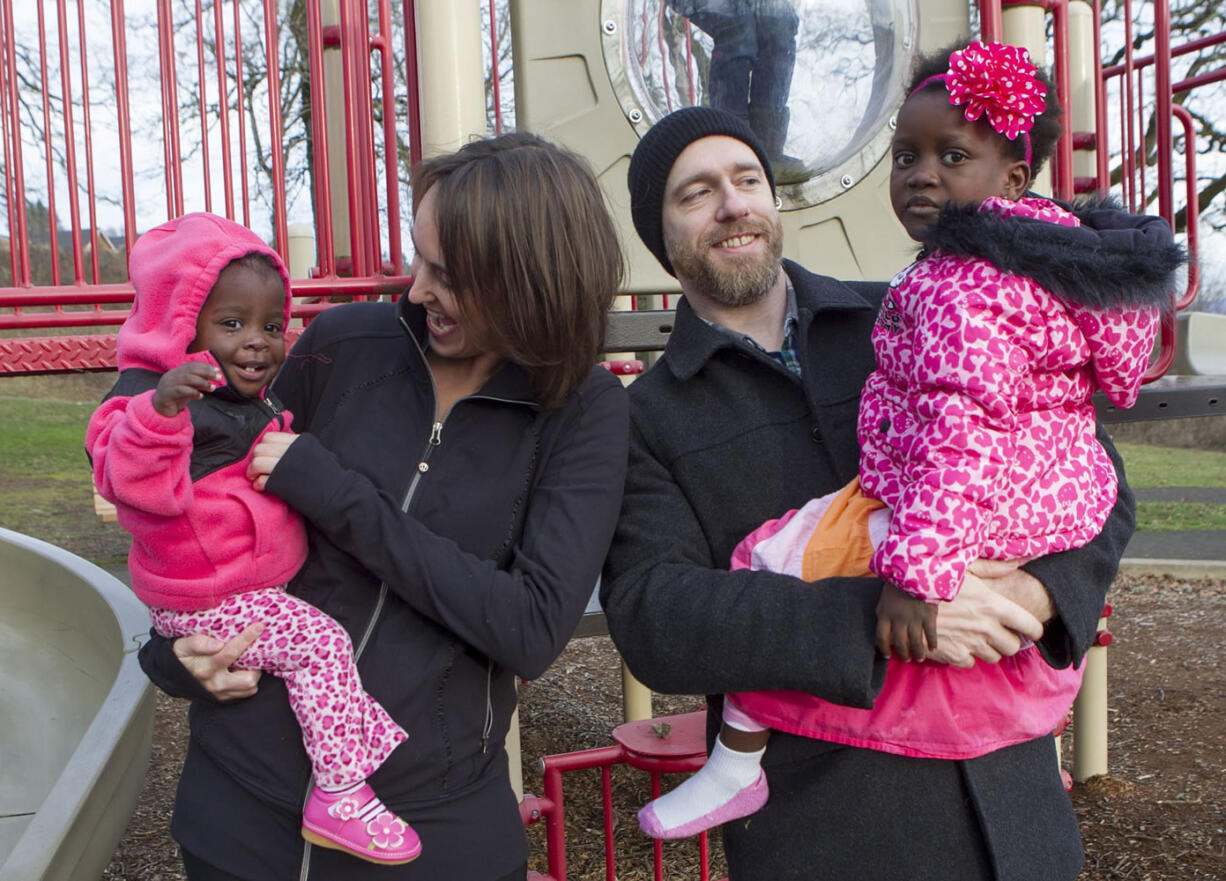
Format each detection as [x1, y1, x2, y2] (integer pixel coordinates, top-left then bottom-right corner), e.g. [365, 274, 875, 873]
[1134, 487, 1226, 504]
[1124, 530, 1225, 560]
[1121, 487, 1226, 577]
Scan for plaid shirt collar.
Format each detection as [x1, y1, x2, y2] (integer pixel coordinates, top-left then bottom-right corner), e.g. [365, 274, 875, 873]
[702, 273, 801, 376]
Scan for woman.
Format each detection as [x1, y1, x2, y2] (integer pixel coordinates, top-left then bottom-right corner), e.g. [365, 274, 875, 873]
[137, 132, 629, 881]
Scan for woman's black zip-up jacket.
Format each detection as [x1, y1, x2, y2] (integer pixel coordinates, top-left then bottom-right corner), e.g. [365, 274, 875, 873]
[138, 296, 629, 880]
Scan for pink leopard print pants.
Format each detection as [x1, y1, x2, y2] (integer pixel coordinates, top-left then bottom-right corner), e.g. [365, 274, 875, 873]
[149, 587, 407, 788]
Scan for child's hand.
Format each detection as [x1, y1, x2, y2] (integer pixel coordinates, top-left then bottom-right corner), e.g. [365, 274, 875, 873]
[248, 431, 298, 491]
[875, 583, 939, 661]
[153, 363, 223, 417]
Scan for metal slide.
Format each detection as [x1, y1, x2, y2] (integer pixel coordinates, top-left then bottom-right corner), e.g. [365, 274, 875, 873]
[0, 528, 153, 881]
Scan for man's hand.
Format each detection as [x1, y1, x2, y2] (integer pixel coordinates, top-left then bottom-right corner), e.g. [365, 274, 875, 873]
[926, 572, 1044, 668]
[152, 363, 223, 417]
[172, 622, 265, 701]
[876, 584, 938, 660]
[967, 557, 1052, 623]
[248, 431, 298, 491]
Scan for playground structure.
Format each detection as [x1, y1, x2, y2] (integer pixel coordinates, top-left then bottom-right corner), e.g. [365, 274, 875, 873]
[2, 1, 1226, 879]
[0, 528, 153, 881]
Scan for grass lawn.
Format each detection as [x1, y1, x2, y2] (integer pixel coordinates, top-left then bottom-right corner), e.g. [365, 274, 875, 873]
[1115, 442, 1226, 488]
[0, 395, 128, 566]
[0, 396, 1223, 567]
[1115, 442, 1226, 531]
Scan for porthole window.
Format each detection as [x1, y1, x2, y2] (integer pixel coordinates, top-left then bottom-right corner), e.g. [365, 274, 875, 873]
[604, 0, 918, 209]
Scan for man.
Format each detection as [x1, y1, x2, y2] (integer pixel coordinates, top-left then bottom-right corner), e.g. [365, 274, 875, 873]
[600, 106, 1134, 880]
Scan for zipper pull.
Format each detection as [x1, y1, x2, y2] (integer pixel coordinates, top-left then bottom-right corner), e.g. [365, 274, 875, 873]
[260, 393, 284, 426]
[429, 422, 442, 446]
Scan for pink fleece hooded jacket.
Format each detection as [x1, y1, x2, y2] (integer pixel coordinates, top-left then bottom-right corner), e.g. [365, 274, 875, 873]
[86, 213, 307, 611]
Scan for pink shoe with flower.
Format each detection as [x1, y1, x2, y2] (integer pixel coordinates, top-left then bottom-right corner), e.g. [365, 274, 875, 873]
[301, 782, 422, 865]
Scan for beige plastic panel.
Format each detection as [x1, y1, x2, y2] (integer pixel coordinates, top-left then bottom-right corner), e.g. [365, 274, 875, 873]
[1002, 4, 1053, 196]
[511, 0, 969, 289]
[1068, 1, 1100, 180]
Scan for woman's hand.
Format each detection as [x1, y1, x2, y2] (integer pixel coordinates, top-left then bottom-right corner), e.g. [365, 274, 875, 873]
[926, 572, 1044, 668]
[172, 622, 265, 700]
[248, 431, 298, 491]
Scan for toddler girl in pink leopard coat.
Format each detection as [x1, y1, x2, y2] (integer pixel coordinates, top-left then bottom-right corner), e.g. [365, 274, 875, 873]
[87, 213, 420, 865]
[638, 42, 1184, 841]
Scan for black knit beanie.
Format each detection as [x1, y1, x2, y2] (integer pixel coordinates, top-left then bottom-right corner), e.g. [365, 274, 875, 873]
[628, 106, 776, 276]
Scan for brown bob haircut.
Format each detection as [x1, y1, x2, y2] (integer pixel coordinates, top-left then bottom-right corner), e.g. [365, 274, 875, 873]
[410, 132, 623, 410]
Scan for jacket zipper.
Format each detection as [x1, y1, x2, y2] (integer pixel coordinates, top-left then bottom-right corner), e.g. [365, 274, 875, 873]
[398, 315, 539, 757]
[299, 317, 530, 876]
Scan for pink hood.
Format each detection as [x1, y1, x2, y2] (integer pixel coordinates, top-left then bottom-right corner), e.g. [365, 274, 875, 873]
[119, 212, 292, 374]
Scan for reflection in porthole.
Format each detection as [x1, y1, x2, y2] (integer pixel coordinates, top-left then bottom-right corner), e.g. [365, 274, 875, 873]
[606, 0, 917, 208]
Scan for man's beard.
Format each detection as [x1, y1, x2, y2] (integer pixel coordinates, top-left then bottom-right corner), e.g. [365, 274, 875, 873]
[666, 217, 784, 307]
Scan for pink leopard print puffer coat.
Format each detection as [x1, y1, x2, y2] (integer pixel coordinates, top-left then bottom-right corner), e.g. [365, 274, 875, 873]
[859, 196, 1179, 603]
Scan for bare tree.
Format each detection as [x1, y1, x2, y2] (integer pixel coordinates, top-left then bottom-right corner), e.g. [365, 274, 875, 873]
[1100, 1, 1226, 235]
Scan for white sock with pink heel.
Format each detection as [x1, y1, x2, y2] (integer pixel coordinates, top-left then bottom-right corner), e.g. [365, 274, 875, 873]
[637, 736, 768, 839]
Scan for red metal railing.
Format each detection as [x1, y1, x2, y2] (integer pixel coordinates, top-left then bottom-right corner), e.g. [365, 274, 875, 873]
[1091, 0, 1216, 378]
[0, 0, 431, 374]
[520, 711, 718, 881]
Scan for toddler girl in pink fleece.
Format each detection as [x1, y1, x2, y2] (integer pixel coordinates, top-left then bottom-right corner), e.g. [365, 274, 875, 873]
[86, 213, 420, 866]
[638, 42, 1182, 841]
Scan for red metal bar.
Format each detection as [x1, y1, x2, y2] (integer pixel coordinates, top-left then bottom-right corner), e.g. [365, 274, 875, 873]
[264, 0, 290, 257]
[0, 0, 32, 285]
[523, 741, 717, 881]
[0, 274, 406, 313]
[1050, 0, 1074, 200]
[75, 0, 102, 284]
[156, 0, 184, 218]
[55, 0, 86, 284]
[374, 0, 403, 274]
[650, 772, 663, 880]
[212, 0, 235, 219]
[1171, 105, 1198, 311]
[1122, 0, 1137, 210]
[1101, 31, 1226, 77]
[233, 0, 252, 227]
[0, 285, 134, 308]
[0, 311, 128, 330]
[1091, 0, 1109, 193]
[110, 0, 137, 252]
[1136, 63, 1147, 210]
[403, 0, 423, 168]
[305, 1, 336, 278]
[36, 0, 62, 286]
[600, 764, 615, 880]
[1174, 67, 1226, 94]
[979, 0, 1004, 42]
[1153, 0, 1174, 226]
[338, 0, 374, 274]
[194, 0, 212, 214]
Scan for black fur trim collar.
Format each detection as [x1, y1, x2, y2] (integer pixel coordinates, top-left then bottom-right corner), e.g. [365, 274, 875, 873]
[919, 197, 1185, 311]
